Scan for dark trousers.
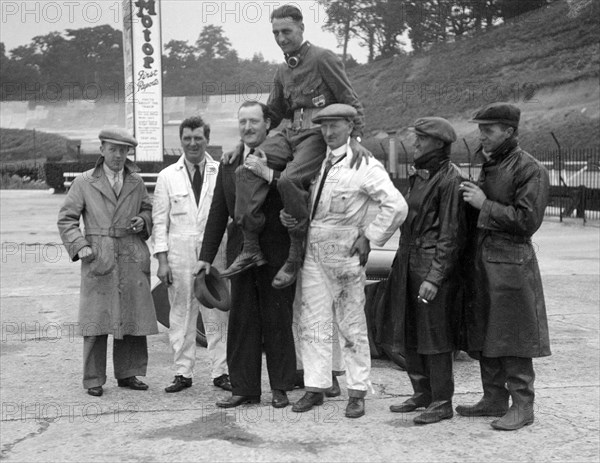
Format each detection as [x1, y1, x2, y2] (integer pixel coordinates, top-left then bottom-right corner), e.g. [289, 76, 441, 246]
[235, 127, 327, 240]
[405, 349, 454, 406]
[228, 264, 297, 396]
[480, 355, 534, 409]
[82, 335, 148, 388]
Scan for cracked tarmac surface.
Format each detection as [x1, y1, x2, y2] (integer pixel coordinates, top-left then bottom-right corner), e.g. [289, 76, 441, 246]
[1, 190, 598, 462]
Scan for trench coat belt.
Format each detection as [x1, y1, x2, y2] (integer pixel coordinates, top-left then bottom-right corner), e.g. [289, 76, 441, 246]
[483, 230, 531, 244]
[399, 237, 438, 248]
[286, 108, 320, 130]
[85, 227, 129, 238]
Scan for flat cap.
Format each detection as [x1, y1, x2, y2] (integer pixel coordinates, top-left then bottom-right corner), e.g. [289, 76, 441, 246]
[312, 104, 357, 124]
[194, 268, 231, 312]
[98, 127, 138, 147]
[470, 102, 520, 128]
[411, 117, 457, 143]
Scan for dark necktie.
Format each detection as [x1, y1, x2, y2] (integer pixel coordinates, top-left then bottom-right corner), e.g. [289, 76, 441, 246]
[311, 153, 346, 219]
[192, 164, 202, 205]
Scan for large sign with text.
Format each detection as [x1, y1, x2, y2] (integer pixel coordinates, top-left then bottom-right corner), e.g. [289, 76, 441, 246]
[122, 0, 163, 161]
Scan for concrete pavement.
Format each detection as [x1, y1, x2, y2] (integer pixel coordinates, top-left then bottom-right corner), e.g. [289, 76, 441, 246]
[0, 190, 598, 462]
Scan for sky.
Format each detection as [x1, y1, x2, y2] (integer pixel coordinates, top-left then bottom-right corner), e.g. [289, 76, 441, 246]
[0, 0, 370, 63]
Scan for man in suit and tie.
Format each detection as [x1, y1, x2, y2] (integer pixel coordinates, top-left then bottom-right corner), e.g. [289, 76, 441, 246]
[153, 117, 231, 393]
[195, 101, 296, 409]
[57, 128, 158, 397]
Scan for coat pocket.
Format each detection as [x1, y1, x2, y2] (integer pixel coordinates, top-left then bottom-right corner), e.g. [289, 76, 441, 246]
[170, 193, 189, 215]
[484, 238, 534, 264]
[88, 238, 116, 276]
[329, 189, 357, 214]
[301, 76, 323, 96]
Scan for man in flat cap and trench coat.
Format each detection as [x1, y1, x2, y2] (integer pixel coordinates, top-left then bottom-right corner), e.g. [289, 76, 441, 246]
[457, 102, 551, 431]
[386, 117, 467, 425]
[58, 128, 158, 397]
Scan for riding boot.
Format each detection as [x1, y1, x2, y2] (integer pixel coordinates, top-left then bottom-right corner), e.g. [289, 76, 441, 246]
[414, 352, 454, 424]
[456, 356, 509, 417]
[390, 349, 431, 413]
[491, 356, 535, 431]
[272, 238, 304, 289]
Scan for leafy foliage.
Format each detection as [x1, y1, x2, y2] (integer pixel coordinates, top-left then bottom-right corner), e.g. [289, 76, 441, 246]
[1, 26, 124, 101]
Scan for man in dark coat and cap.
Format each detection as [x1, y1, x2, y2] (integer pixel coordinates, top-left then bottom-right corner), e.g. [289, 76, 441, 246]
[387, 117, 466, 425]
[457, 102, 551, 431]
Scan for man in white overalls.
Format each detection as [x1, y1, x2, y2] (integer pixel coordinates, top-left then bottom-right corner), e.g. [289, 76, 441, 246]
[291, 104, 408, 418]
[153, 117, 230, 393]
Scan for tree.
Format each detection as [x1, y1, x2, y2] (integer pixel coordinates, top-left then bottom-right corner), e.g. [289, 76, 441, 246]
[2, 25, 124, 101]
[406, 0, 501, 52]
[0, 42, 40, 100]
[251, 52, 266, 63]
[195, 25, 232, 60]
[65, 26, 124, 91]
[497, 0, 547, 20]
[319, 0, 359, 63]
[321, 0, 407, 63]
[373, 0, 407, 59]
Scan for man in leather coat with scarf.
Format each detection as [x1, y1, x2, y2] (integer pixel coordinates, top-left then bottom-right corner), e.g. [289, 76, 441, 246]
[457, 103, 551, 431]
[387, 117, 466, 425]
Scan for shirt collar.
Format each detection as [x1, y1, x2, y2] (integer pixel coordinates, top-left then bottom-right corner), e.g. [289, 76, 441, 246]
[243, 144, 257, 160]
[326, 138, 351, 160]
[183, 156, 205, 175]
[102, 162, 123, 181]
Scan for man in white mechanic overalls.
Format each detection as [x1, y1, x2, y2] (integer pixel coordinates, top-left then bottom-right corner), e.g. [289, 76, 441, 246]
[153, 116, 230, 393]
[289, 104, 408, 418]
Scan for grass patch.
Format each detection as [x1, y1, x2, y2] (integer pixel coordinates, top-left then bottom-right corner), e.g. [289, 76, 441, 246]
[1, 128, 70, 164]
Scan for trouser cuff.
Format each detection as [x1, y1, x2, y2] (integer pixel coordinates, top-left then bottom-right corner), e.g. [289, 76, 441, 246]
[305, 386, 327, 393]
[83, 376, 106, 389]
[115, 369, 146, 380]
[348, 388, 367, 398]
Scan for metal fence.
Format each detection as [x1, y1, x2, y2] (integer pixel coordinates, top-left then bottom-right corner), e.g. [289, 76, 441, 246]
[388, 147, 600, 222]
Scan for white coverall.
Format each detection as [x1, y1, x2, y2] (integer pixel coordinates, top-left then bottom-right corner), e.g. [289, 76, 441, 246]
[298, 141, 408, 397]
[293, 273, 345, 376]
[153, 154, 228, 380]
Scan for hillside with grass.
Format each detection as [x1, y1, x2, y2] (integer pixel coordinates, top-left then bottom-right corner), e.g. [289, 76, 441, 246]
[350, 0, 599, 158]
[0, 128, 71, 165]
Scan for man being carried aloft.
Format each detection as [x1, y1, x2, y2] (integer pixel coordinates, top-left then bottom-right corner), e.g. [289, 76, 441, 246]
[222, 4, 369, 290]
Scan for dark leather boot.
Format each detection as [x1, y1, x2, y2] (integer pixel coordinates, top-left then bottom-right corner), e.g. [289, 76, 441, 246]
[345, 397, 365, 418]
[414, 352, 454, 424]
[390, 349, 431, 413]
[325, 374, 341, 398]
[456, 356, 509, 417]
[222, 232, 266, 277]
[414, 401, 453, 424]
[292, 392, 324, 412]
[272, 238, 304, 289]
[491, 357, 535, 431]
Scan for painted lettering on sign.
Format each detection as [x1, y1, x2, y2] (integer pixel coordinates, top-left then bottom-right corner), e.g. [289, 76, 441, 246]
[134, 0, 157, 69]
